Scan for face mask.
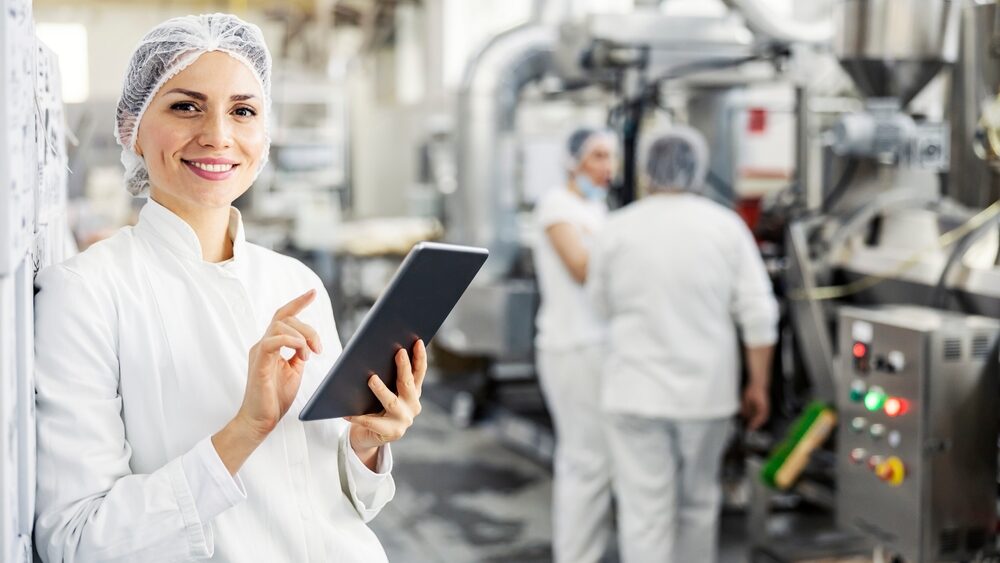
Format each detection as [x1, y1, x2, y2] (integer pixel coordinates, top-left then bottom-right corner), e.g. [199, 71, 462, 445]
[575, 173, 607, 201]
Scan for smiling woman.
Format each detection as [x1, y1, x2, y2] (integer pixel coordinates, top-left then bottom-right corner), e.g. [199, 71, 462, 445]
[32, 13, 424, 563]
[132, 51, 267, 258]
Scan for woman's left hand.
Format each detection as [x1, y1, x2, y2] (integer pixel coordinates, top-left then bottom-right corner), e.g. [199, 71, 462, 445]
[345, 339, 426, 467]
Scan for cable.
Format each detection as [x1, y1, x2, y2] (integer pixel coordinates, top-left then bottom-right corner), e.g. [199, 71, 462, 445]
[820, 158, 859, 213]
[932, 211, 1000, 307]
[604, 54, 766, 122]
[788, 199, 1000, 301]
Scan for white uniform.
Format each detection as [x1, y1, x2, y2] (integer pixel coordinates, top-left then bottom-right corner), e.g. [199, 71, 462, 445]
[34, 198, 395, 562]
[532, 187, 612, 563]
[588, 193, 779, 563]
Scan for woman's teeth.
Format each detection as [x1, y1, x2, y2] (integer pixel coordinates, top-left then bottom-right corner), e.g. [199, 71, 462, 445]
[186, 161, 235, 172]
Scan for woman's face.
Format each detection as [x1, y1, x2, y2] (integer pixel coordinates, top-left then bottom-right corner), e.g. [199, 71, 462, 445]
[580, 140, 616, 188]
[134, 51, 265, 211]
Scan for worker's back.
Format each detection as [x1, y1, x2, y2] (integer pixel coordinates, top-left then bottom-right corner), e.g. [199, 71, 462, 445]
[588, 192, 777, 420]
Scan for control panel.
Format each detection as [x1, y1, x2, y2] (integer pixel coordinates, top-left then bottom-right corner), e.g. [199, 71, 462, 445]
[836, 306, 999, 562]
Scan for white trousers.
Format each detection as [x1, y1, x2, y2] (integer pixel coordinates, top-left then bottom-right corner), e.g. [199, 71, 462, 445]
[537, 346, 614, 563]
[605, 415, 731, 563]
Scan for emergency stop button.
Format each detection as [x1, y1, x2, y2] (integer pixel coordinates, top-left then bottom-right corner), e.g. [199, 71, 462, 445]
[876, 456, 906, 486]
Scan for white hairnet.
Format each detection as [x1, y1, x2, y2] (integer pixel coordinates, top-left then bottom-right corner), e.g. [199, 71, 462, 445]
[566, 127, 617, 171]
[644, 125, 710, 192]
[114, 13, 272, 197]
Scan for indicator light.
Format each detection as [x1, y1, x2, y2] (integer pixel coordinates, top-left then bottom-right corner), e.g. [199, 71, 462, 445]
[869, 423, 886, 439]
[849, 448, 867, 464]
[864, 386, 886, 411]
[850, 417, 867, 433]
[849, 380, 866, 402]
[888, 430, 901, 448]
[884, 397, 908, 417]
[852, 342, 868, 358]
[867, 455, 884, 471]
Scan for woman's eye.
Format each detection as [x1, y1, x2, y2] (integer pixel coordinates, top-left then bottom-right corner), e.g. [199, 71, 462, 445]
[171, 102, 199, 113]
[233, 106, 257, 118]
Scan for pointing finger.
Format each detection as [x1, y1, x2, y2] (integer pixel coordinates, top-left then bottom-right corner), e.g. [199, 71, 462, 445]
[272, 289, 317, 322]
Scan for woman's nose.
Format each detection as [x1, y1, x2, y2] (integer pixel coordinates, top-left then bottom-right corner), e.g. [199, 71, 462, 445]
[197, 113, 234, 149]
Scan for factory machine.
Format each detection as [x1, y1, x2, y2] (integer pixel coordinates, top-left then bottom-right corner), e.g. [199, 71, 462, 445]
[836, 306, 999, 562]
[771, 0, 1000, 561]
[432, 0, 1000, 558]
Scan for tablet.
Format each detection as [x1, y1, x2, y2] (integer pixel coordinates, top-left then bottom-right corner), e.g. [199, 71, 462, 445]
[299, 242, 489, 420]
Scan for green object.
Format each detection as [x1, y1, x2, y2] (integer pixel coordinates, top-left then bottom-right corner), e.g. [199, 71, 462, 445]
[849, 388, 865, 402]
[864, 387, 886, 411]
[761, 401, 835, 490]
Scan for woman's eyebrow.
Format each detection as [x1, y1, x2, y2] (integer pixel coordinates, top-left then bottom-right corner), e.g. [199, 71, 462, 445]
[164, 88, 257, 102]
[164, 88, 207, 101]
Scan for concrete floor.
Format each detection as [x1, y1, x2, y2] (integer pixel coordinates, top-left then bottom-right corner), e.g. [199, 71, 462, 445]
[367, 379, 753, 563]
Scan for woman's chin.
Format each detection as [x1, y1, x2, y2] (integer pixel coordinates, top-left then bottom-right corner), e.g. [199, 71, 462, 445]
[177, 181, 248, 208]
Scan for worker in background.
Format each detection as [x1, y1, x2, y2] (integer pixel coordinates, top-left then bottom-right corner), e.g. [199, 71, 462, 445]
[33, 14, 423, 562]
[532, 127, 617, 563]
[588, 126, 778, 563]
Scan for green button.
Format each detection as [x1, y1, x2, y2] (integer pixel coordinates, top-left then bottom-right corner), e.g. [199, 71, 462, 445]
[864, 386, 886, 412]
[849, 380, 866, 402]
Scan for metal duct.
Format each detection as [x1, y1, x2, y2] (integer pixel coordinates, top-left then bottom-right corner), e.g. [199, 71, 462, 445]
[722, 0, 833, 45]
[948, 0, 1000, 209]
[450, 24, 557, 279]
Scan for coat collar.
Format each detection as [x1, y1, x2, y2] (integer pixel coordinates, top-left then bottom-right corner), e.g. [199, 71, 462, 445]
[135, 197, 247, 265]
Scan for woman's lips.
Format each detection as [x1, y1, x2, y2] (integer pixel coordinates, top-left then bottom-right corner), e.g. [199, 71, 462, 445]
[182, 159, 239, 181]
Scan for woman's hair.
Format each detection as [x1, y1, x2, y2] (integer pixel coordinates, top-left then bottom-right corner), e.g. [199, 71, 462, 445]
[565, 127, 617, 172]
[114, 13, 273, 197]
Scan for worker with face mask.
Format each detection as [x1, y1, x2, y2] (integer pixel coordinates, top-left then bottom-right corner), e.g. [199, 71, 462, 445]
[588, 126, 778, 563]
[531, 127, 617, 563]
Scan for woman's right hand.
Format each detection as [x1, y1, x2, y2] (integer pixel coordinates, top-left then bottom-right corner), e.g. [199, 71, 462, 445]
[238, 289, 323, 438]
[214, 289, 323, 475]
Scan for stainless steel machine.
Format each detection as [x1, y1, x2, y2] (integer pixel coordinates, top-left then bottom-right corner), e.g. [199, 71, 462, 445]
[752, 1, 1000, 560]
[836, 306, 999, 562]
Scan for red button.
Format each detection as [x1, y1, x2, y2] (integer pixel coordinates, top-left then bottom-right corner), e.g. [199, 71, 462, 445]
[853, 342, 868, 358]
[884, 397, 908, 417]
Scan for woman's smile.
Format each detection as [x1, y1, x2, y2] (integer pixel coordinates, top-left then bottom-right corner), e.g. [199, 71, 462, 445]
[182, 157, 240, 181]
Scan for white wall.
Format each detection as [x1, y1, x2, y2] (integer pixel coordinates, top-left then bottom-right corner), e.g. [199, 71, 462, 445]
[35, 6, 282, 103]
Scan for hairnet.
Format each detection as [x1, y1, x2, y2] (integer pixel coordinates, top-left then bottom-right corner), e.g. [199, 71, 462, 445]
[644, 126, 710, 192]
[566, 127, 616, 171]
[114, 13, 272, 197]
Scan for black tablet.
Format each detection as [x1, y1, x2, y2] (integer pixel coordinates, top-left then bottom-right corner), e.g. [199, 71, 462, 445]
[299, 242, 489, 420]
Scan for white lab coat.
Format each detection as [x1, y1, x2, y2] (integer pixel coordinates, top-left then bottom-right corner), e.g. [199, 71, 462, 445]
[33, 198, 395, 563]
[531, 187, 613, 562]
[588, 193, 778, 563]
[588, 193, 779, 419]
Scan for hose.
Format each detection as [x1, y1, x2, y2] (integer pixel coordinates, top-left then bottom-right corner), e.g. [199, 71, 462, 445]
[789, 200, 1000, 301]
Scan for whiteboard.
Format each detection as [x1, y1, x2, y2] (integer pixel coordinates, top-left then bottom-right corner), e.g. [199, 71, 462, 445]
[0, 2, 70, 561]
[0, 0, 36, 276]
[34, 41, 67, 228]
[0, 274, 20, 563]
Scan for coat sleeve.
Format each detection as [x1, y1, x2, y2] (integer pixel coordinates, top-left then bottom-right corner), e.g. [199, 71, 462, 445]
[33, 265, 246, 563]
[587, 223, 614, 322]
[302, 273, 395, 522]
[729, 222, 779, 347]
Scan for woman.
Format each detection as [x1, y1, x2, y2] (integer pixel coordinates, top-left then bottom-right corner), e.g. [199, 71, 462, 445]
[33, 14, 422, 562]
[531, 127, 617, 563]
